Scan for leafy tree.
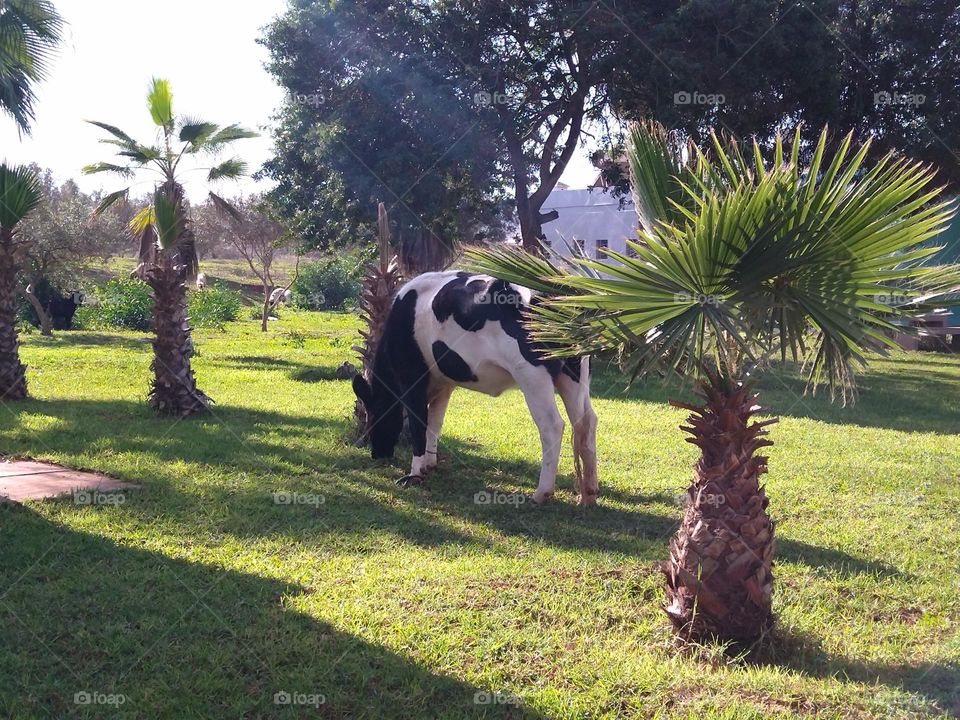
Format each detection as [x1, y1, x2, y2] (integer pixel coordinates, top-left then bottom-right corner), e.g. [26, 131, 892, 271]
[470, 122, 960, 643]
[0, 164, 43, 399]
[84, 77, 256, 416]
[260, 0, 620, 251]
[607, 1, 960, 187]
[0, 0, 62, 133]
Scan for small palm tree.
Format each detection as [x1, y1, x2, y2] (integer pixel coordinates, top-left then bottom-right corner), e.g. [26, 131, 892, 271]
[470, 122, 960, 644]
[85, 78, 256, 416]
[0, 0, 63, 133]
[0, 164, 43, 399]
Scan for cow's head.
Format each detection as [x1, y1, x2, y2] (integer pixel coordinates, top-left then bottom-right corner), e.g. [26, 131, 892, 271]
[352, 374, 403, 459]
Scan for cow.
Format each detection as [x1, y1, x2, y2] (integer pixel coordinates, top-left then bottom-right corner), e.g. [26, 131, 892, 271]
[352, 270, 598, 505]
[269, 287, 292, 307]
[47, 290, 84, 330]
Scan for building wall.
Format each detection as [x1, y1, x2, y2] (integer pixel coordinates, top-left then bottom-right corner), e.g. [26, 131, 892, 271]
[541, 188, 639, 258]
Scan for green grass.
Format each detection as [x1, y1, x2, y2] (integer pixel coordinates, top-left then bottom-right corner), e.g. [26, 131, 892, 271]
[1, 311, 958, 719]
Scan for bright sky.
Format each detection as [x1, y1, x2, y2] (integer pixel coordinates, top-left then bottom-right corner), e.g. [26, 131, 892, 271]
[0, 0, 596, 202]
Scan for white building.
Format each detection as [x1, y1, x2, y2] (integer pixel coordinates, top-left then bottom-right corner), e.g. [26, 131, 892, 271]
[540, 181, 639, 259]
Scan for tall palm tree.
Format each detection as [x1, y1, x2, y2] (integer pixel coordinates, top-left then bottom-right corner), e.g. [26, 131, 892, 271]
[0, 0, 63, 134]
[0, 163, 43, 399]
[85, 78, 256, 416]
[469, 122, 960, 644]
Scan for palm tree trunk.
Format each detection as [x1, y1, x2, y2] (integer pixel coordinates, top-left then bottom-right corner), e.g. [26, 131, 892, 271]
[144, 256, 208, 416]
[663, 374, 778, 644]
[0, 233, 27, 400]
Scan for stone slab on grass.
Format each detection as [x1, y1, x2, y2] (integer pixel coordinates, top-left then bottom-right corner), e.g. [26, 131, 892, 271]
[0, 459, 138, 503]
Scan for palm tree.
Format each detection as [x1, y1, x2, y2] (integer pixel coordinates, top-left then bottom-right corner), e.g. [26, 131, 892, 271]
[0, 164, 43, 399]
[0, 0, 63, 133]
[469, 122, 960, 644]
[84, 78, 256, 416]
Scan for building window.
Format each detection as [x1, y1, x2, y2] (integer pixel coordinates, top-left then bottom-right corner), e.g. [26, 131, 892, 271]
[626, 242, 638, 258]
[596, 238, 608, 258]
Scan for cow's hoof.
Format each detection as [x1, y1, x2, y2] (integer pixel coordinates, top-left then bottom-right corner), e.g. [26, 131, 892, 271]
[396, 474, 424, 488]
[531, 490, 554, 505]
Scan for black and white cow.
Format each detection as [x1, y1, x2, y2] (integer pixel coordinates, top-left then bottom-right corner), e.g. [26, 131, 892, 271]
[352, 270, 598, 505]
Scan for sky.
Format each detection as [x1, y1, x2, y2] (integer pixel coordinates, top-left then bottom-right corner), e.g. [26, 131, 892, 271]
[0, 0, 597, 201]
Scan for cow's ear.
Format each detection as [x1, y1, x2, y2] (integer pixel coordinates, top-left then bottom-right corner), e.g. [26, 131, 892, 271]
[352, 375, 373, 407]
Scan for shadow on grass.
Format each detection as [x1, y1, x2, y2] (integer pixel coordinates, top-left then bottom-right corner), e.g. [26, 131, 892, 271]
[0, 505, 541, 718]
[0, 397, 910, 579]
[753, 626, 959, 718]
[213, 354, 347, 383]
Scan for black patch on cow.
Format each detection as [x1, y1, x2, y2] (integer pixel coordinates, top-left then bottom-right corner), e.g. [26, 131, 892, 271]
[359, 288, 431, 459]
[432, 341, 477, 382]
[431, 273, 582, 383]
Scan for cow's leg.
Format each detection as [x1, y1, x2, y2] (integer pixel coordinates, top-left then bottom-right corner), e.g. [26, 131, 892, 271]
[398, 381, 429, 486]
[423, 385, 454, 473]
[556, 372, 599, 505]
[516, 368, 565, 504]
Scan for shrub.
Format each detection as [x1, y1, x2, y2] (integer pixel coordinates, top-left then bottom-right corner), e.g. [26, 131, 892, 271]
[188, 286, 242, 329]
[292, 255, 363, 310]
[76, 278, 153, 331]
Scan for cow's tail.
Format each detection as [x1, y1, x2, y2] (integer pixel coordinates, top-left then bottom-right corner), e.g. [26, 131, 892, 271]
[572, 356, 590, 489]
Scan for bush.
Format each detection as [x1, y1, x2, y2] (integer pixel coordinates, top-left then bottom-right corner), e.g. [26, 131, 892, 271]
[292, 255, 364, 310]
[188, 286, 242, 329]
[76, 278, 153, 331]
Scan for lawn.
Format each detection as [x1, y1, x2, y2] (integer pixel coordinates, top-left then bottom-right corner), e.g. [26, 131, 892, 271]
[1, 310, 958, 719]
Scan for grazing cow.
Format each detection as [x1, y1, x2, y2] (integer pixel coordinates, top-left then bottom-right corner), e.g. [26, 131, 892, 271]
[47, 290, 84, 330]
[352, 270, 598, 505]
[269, 287, 292, 307]
[196, 273, 207, 291]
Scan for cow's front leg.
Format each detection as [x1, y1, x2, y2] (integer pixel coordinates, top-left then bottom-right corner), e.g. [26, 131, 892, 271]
[517, 370, 564, 504]
[423, 385, 453, 473]
[397, 382, 429, 487]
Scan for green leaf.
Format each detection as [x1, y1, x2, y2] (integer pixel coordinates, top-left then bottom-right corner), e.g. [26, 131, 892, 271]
[93, 189, 130, 216]
[207, 158, 248, 181]
[0, 163, 44, 228]
[147, 77, 173, 128]
[82, 162, 135, 178]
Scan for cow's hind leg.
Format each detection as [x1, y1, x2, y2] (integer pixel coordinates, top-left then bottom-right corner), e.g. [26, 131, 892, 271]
[556, 372, 598, 505]
[423, 385, 454, 473]
[398, 381, 429, 486]
[516, 368, 565, 504]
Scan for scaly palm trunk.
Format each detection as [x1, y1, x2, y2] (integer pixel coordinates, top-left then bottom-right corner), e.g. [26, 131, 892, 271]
[0, 230, 27, 399]
[353, 203, 402, 439]
[664, 374, 778, 643]
[144, 253, 208, 416]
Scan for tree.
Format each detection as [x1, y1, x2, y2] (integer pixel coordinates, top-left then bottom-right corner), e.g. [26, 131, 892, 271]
[260, 1, 508, 254]
[607, 1, 960, 188]
[470, 122, 960, 643]
[260, 1, 619, 252]
[84, 78, 256, 416]
[0, 0, 63, 133]
[0, 164, 43, 399]
[218, 196, 293, 332]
